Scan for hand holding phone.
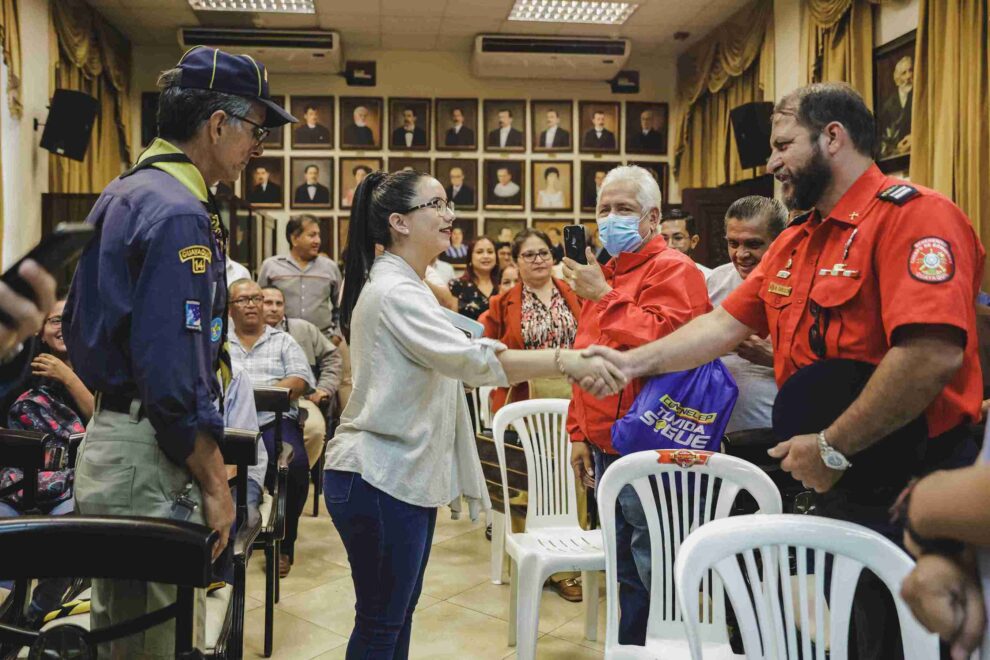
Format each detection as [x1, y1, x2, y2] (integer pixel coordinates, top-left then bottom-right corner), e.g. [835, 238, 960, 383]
[563, 225, 588, 265]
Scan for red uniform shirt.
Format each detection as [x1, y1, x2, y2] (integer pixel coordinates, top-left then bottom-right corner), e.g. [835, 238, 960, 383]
[567, 235, 711, 453]
[722, 164, 985, 438]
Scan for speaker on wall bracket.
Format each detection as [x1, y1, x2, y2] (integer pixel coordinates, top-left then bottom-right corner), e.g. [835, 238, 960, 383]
[729, 101, 773, 170]
[38, 89, 99, 162]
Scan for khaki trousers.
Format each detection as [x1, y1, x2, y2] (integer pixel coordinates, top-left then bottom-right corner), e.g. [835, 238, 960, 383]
[298, 398, 327, 468]
[74, 404, 206, 659]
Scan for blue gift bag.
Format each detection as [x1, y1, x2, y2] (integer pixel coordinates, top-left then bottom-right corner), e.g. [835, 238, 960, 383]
[611, 359, 739, 455]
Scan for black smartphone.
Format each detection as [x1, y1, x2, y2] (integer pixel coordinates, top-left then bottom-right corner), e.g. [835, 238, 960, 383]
[563, 225, 587, 264]
[2, 223, 95, 302]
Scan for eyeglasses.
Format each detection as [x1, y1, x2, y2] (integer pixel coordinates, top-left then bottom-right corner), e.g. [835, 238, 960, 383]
[519, 249, 552, 264]
[403, 197, 455, 217]
[808, 301, 830, 358]
[45, 316, 62, 328]
[228, 113, 270, 144]
[231, 295, 265, 307]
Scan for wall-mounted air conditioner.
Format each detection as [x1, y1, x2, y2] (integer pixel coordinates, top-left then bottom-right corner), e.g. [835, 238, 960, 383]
[471, 35, 631, 80]
[178, 28, 342, 74]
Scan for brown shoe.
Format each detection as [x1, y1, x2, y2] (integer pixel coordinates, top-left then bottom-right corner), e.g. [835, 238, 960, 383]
[278, 553, 292, 578]
[549, 577, 582, 602]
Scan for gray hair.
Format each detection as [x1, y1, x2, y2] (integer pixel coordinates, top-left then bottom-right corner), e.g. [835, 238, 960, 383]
[724, 195, 787, 238]
[156, 68, 255, 143]
[599, 165, 662, 213]
[228, 277, 257, 297]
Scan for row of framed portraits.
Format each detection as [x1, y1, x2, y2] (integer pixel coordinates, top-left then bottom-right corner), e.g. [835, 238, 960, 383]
[234, 156, 669, 214]
[312, 215, 599, 264]
[141, 93, 668, 156]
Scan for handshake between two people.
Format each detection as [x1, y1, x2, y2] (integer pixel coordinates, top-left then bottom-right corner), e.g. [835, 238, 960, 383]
[555, 345, 636, 399]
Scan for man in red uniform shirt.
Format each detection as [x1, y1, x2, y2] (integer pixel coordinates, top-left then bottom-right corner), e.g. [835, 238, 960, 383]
[586, 82, 984, 658]
[563, 165, 710, 645]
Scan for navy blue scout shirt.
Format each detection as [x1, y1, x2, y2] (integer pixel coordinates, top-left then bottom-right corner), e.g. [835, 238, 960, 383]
[64, 138, 226, 465]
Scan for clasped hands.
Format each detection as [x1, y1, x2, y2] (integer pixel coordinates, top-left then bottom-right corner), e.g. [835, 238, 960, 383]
[558, 345, 635, 398]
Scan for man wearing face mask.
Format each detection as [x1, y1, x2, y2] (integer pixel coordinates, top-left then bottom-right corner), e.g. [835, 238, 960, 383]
[560, 165, 711, 646]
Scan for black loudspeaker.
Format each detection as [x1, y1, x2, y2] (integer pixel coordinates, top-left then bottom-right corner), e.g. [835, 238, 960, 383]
[40, 89, 99, 162]
[610, 70, 640, 94]
[729, 101, 773, 169]
[345, 61, 376, 87]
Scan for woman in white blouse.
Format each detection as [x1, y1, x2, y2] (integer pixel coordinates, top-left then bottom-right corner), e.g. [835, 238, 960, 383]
[326, 169, 623, 659]
[536, 166, 566, 209]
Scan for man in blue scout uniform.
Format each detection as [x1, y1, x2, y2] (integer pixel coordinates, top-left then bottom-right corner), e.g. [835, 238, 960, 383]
[63, 47, 295, 657]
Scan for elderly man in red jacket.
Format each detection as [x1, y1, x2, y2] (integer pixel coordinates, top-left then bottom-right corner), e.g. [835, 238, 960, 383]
[562, 165, 711, 645]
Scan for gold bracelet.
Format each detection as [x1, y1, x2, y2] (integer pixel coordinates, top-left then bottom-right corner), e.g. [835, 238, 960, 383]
[555, 346, 566, 375]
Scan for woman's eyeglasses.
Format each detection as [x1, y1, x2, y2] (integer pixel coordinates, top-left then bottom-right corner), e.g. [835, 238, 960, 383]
[403, 197, 455, 217]
[228, 113, 270, 144]
[45, 316, 62, 328]
[519, 249, 552, 264]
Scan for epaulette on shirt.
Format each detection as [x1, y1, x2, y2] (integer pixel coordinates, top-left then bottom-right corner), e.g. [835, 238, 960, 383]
[878, 184, 921, 206]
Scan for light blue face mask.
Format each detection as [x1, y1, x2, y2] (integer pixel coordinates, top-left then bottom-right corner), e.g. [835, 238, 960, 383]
[597, 212, 647, 256]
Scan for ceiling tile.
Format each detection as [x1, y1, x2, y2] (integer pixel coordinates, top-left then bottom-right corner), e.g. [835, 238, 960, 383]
[343, 32, 382, 47]
[439, 16, 503, 32]
[315, 0, 380, 14]
[381, 0, 447, 16]
[318, 14, 378, 30]
[445, 0, 513, 18]
[380, 33, 438, 49]
[434, 34, 474, 52]
[382, 15, 442, 32]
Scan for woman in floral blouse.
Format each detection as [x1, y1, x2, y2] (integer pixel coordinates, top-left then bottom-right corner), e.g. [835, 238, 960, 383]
[448, 237, 501, 320]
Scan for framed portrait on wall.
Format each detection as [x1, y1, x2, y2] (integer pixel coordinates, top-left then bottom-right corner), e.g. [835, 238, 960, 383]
[339, 97, 383, 150]
[874, 30, 915, 173]
[578, 101, 621, 154]
[483, 159, 525, 210]
[580, 160, 620, 212]
[533, 218, 574, 261]
[340, 157, 384, 209]
[388, 98, 431, 151]
[628, 161, 670, 204]
[581, 220, 609, 263]
[435, 98, 478, 151]
[290, 96, 334, 149]
[338, 217, 349, 260]
[262, 96, 286, 149]
[484, 218, 527, 244]
[531, 161, 573, 212]
[289, 157, 333, 210]
[210, 180, 236, 201]
[483, 100, 526, 152]
[530, 100, 573, 152]
[314, 215, 335, 259]
[440, 218, 477, 266]
[242, 157, 285, 209]
[387, 157, 431, 174]
[625, 102, 668, 155]
[140, 92, 159, 147]
[436, 159, 478, 211]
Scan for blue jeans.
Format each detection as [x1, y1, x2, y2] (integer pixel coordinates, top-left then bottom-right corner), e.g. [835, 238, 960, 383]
[262, 418, 309, 558]
[324, 470, 437, 660]
[594, 450, 650, 646]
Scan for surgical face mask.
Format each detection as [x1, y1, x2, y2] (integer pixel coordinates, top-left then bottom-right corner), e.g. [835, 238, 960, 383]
[598, 211, 647, 255]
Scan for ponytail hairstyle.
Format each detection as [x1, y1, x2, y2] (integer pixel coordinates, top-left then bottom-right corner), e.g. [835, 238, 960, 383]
[339, 168, 428, 342]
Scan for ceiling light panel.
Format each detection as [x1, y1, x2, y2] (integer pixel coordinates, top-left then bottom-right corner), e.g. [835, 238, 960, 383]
[508, 0, 639, 25]
[188, 0, 315, 13]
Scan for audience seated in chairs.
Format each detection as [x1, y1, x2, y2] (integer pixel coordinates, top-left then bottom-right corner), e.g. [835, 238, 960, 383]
[260, 286, 342, 469]
[228, 279, 315, 578]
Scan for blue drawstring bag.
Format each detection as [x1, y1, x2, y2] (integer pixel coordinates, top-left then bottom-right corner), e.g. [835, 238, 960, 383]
[611, 359, 739, 455]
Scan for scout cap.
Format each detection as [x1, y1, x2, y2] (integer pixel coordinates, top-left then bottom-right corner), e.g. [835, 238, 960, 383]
[177, 46, 296, 128]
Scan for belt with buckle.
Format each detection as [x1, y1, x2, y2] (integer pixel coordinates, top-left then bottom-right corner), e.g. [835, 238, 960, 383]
[97, 391, 144, 417]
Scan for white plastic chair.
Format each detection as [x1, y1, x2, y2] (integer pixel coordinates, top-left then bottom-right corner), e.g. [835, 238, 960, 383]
[492, 399, 603, 660]
[467, 385, 509, 584]
[597, 449, 782, 659]
[674, 514, 940, 660]
[471, 385, 495, 435]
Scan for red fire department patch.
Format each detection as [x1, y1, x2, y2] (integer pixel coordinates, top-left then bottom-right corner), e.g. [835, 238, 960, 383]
[908, 237, 954, 283]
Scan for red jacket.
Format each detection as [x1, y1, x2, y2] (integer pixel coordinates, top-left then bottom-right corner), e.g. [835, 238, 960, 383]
[567, 235, 711, 453]
[483, 277, 583, 412]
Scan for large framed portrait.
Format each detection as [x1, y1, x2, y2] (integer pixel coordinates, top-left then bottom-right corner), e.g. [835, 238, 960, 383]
[242, 156, 285, 209]
[338, 217, 349, 260]
[874, 31, 915, 173]
[228, 207, 254, 269]
[625, 102, 668, 155]
[533, 219, 574, 262]
[483, 100, 527, 153]
[580, 160, 620, 212]
[339, 97, 383, 150]
[388, 98, 431, 151]
[435, 99, 478, 151]
[440, 218, 478, 267]
[262, 96, 286, 149]
[531, 160, 573, 212]
[578, 101, 621, 154]
[140, 92, 159, 148]
[387, 157, 431, 174]
[436, 159, 478, 211]
[484, 218, 527, 244]
[290, 96, 334, 149]
[531, 100, 574, 152]
[289, 157, 333, 210]
[483, 159, 525, 210]
[314, 215, 335, 259]
[339, 157, 384, 210]
[629, 160, 670, 205]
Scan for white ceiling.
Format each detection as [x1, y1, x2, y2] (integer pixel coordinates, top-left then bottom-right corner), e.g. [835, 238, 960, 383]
[85, 0, 751, 56]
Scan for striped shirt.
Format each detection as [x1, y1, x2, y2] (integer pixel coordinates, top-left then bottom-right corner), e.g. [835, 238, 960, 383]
[229, 325, 314, 427]
[258, 254, 342, 338]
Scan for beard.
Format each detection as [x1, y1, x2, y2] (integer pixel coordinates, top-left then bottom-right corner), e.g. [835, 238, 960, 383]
[783, 142, 832, 211]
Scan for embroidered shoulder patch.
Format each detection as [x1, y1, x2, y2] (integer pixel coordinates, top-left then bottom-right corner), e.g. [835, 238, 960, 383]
[878, 184, 920, 206]
[178, 245, 212, 274]
[908, 237, 954, 283]
[184, 300, 202, 331]
[210, 317, 223, 343]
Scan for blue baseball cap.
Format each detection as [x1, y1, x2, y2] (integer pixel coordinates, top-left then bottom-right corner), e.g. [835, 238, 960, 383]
[177, 46, 296, 128]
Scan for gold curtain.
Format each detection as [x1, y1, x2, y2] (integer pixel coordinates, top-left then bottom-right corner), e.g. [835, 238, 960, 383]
[675, 0, 774, 190]
[0, 0, 22, 118]
[803, 0, 876, 106]
[910, 0, 990, 286]
[48, 0, 131, 193]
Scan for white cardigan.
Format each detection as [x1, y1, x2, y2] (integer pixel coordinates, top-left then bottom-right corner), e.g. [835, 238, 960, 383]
[325, 252, 508, 509]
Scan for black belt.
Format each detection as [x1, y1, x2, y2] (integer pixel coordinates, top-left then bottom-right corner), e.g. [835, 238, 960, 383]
[97, 391, 143, 416]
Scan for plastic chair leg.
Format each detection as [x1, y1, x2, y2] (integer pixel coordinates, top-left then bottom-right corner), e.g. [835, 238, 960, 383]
[581, 569, 599, 642]
[508, 559, 518, 647]
[513, 557, 544, 660]
[491, 511, 506, 585]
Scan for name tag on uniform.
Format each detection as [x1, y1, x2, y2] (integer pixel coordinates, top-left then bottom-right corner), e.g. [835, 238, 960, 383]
[767, 282, 792, 297]
[185, 300, 202, 332]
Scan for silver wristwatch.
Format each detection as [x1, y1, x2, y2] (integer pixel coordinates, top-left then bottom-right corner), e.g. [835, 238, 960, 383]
[817, 431, 852, 471]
